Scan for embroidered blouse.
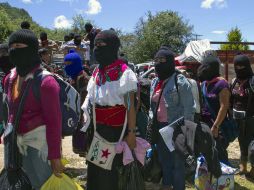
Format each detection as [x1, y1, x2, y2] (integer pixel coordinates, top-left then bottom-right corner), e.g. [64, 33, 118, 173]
[87, 59, 137, 106]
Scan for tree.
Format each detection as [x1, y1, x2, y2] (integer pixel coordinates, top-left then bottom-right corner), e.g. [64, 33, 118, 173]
[126, 11, 193, 63]
[220, 27, 249, 50]
[0, 8, 13, 43]
[72, 14, 88, 35]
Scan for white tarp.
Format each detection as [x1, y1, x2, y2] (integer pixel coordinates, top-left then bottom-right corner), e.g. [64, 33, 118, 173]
[176, 39, 216, 63]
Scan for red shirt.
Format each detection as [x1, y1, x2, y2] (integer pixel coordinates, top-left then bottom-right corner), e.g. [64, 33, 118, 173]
[4, 67, 62, 160]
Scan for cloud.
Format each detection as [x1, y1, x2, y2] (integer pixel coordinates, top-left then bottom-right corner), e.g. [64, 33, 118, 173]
[85, 0, 102, 15]
[21, 0, 43, 3]
[201, 0, 227, 9]
[211, 30, 227, 34]
[58, 0, 75, 3]
[54, 15, 72, 29]
[22, 0, 32, 3]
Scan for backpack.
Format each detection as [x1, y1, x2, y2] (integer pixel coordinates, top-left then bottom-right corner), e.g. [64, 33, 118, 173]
[32, 69, 81, 136]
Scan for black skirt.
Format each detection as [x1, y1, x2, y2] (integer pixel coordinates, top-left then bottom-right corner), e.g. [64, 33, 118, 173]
[86, 124, 126, 190]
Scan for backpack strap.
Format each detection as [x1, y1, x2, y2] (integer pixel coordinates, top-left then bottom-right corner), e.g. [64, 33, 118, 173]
[14, 79, 33, 132]
[32, 69, 52, 101]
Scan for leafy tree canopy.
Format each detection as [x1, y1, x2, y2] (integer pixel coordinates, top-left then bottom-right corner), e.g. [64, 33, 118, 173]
[220, 27, 249, 50]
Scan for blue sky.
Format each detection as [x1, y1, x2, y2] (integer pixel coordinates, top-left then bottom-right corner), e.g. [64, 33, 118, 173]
[1, 0, 254, 47]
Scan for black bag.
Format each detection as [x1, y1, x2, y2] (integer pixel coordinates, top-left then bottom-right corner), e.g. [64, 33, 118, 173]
[0, 79, 32, 190]
[0, 169, 32, 190]
[118, 152, 145, 190]
[143, 147, 162, 183]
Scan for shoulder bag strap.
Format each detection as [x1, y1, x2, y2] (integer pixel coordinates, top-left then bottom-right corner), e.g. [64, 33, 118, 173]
[153, 79, 168, 120]
[92, 73, 128, 143]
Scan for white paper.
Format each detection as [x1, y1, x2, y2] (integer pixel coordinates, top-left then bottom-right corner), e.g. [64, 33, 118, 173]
[4, 123, 13, 137]
[159, 125, 175, 152]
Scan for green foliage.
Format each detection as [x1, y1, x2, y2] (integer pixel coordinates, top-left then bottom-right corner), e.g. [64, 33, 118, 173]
[0, 8, 13, 43]
[220, 27, 249, 50]
[72, 14, 93, 36]
[124, 11, 193, 63]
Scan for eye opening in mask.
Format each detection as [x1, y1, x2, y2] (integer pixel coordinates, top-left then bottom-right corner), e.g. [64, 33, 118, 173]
[154, 57, 167, 64]
[95, 41, 107, 47]
[64, 61, 72, 65]
[9, 43, 28, 49]
[235, 65, 246, 70]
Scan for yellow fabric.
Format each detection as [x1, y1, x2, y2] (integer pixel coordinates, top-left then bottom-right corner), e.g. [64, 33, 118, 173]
[41, 173, 83, 190]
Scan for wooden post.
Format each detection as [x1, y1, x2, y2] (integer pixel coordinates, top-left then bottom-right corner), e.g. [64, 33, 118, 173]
[225, 50, 229, 81]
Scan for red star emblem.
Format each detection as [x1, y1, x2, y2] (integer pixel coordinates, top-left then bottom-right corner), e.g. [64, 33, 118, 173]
[101, 149, 111, 159]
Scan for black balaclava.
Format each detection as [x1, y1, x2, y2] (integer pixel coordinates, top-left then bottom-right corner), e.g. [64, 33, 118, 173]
[64, 35, 70, 42]
[40, 32, 47, 41]
[74, 34, 82, 46]
[69, 33, 75, 40]
[94, 30, 120, 68]
[197, 56, 220, 82]
[85, 23, 93, 33]
[0, 44, 14, 74]
[154, 46, 175, 80]
[8, 29, 41, 77]
[234, 54, 253, 80]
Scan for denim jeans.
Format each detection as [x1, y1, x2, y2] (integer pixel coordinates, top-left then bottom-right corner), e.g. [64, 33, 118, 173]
[157, 123, 185, 190]
[22, 146, 52, 190]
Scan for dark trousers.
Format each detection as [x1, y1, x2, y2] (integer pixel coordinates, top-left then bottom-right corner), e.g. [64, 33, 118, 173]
[237, 118, 254, 166]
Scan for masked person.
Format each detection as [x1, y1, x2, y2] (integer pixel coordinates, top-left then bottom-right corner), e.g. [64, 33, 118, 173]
[0, 44, 14, 143]
[82, 30, 137, 190]
[3, 29, 64, 190]
[0, 44, 14, 88]
[150, 46, 195, 190]
[231, 54, 254, 178]
[198, 56, 230, 164]
[64, 51, 90, 157]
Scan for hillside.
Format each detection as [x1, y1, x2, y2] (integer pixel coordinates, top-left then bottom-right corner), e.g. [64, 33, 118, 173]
[0, 2, 67, 42]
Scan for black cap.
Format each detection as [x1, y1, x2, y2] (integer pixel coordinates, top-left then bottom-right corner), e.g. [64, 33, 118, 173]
[8, 29, 39, 51]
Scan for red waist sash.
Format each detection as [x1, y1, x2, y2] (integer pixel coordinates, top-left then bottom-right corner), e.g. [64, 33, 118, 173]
[95, 105, 126, 127]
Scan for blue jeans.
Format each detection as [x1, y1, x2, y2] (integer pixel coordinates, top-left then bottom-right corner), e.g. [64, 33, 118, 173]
[157, 123, 185, 190]
[22, 146, 52, 190]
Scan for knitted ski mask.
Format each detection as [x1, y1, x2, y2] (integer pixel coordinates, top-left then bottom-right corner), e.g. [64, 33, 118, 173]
[8, 29, 41, 77]
[197, 56, 220, 82]
[0, 44, 14, 74]
[234, 54, 253, 80]
[154, 46, 175, 80]
[64, 50, 83, 80]
[94, 30, 120, 68]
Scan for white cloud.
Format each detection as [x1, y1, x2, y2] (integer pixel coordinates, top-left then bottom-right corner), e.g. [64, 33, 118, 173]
[86, 0, 102, 15]
[54, 15, 72, 29]
[21, 0, 43, 3]
[201, 0, 227, 9]
[58, 0, 75, 3]
[212, 30, 227, 34]
[22, 0, 32, 3]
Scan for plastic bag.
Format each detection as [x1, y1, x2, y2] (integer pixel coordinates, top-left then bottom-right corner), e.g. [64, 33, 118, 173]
[118, 153, 145, 190]
[195, 156, 237, 190]
[143, 147, 162, 183]
[41, 173, 83, 190]
[0, 168, 32, 190]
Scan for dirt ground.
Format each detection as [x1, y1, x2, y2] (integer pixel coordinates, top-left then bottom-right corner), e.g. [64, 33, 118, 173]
[0, 137, 241, 189]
